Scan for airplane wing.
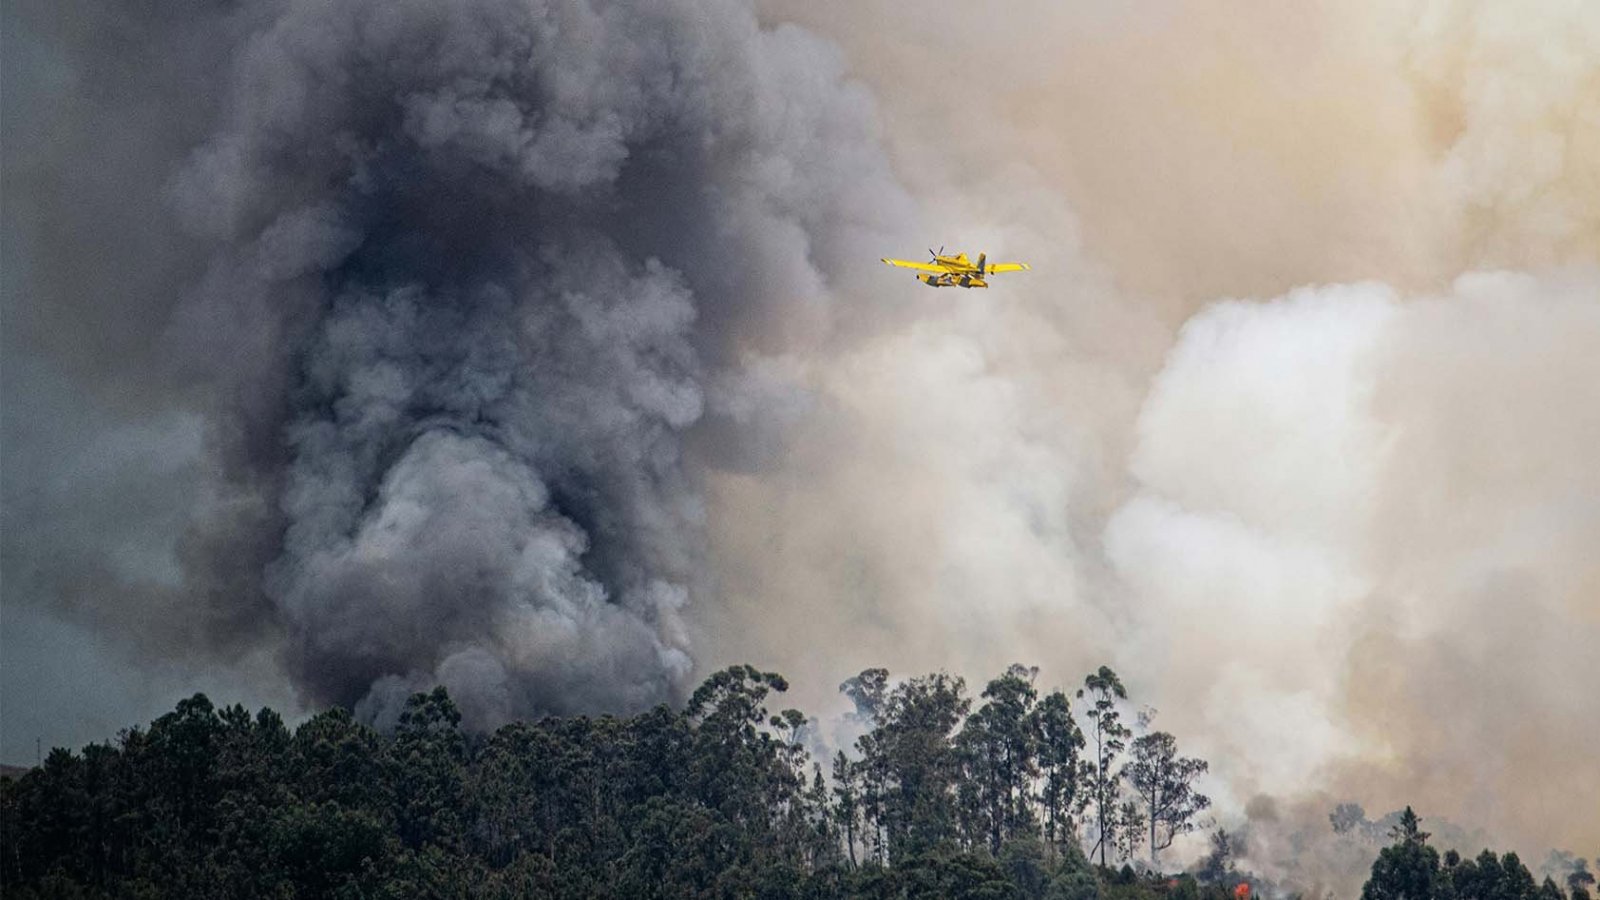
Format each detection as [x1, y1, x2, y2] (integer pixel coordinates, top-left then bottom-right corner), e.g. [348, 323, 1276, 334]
[984, 262, 1031, 274]
[882, 258, 948, 274]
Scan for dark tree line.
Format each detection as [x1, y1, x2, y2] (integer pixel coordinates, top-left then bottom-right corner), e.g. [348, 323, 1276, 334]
[0, 661, 1312, 899]
[1361, 808, 1595, 900]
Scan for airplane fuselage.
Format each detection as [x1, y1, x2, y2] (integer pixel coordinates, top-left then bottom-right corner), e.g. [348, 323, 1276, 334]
[918, 252, 985, 288]
[880, 249, 1028, 288]
[918, 273, 988, 288]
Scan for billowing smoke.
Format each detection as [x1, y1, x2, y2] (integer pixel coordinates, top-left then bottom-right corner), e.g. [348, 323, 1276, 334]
[1111, 270, 1600, 861]
[729, 0, 1600, 862]
[3, 0, 911, 729]
[5, 0, 1597, 881]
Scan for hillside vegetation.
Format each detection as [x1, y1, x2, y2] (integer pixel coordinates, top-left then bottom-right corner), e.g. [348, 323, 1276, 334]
[1, 665, 1588, 899]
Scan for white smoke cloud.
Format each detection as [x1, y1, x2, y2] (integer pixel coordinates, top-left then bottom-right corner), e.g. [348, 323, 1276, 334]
[718, 0, 1600, 865]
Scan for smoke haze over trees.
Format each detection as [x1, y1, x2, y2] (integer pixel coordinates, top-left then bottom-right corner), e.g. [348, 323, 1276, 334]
[4, 0, 1599, 875]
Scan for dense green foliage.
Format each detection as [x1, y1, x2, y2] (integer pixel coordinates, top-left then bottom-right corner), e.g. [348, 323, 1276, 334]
[0, 664, 1215, 898]
[1, 665, 1580, 900]
[1359, 809, 1592, 900]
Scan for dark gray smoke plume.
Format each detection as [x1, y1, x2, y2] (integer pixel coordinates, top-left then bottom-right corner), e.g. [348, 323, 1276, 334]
[3, 0, 909, 729]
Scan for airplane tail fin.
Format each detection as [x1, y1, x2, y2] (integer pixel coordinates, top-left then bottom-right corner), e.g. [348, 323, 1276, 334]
[977, 252, 987, 274]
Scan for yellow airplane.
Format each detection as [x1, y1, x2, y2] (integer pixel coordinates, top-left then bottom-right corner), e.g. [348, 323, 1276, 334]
[880, 247, 1031, 288]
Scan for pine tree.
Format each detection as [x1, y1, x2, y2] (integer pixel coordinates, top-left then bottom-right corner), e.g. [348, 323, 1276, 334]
[1361, 806, 1441, 900]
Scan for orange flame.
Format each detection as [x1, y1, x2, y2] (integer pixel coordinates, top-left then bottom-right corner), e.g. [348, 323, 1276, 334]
[1235, 883, 1251, 900]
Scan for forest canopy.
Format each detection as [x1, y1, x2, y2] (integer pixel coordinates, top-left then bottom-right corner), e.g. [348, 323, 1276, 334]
[0, 665, 1587, 900]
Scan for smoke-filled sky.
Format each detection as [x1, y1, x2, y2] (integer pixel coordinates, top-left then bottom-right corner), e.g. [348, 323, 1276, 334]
[3, 0, 1597, 882]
